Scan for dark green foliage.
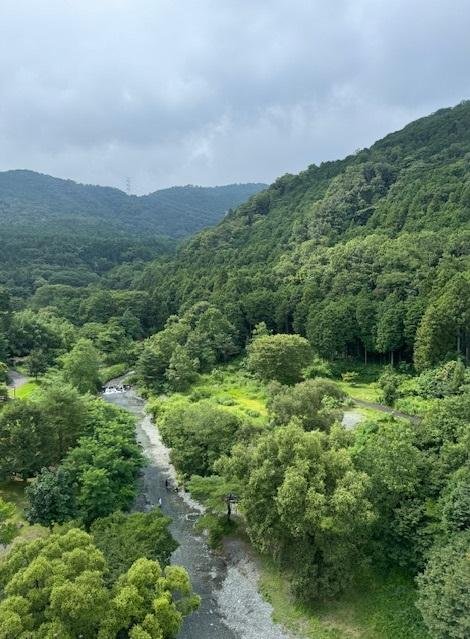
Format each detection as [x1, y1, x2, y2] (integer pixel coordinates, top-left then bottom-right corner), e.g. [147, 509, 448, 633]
[0, 400, 54, 480]
[27, 399, 142, 527]
[416, 532, 470, 639]
[137, 102, 470, 368]
[440, 468, 470, 533]
[267, 378, 344, 431]
[0, 170, 266, 238]
[25, 467, 76, 527]
[159, 402, 242, 478]
[136, 303, 238, 390]
[91, 510, 178, 583]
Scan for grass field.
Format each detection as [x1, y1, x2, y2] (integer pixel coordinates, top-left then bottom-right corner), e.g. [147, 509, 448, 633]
[154, 365, 269, 424]
[0, 481, 45, 554]
[259, 560, 429, 639]
[8, 379, 40, 400]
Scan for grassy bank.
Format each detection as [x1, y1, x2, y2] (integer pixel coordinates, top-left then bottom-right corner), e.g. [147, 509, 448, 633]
[0, 481, 45, 553]
[7, 379, 40, 400]
[259, 560, 429, 639]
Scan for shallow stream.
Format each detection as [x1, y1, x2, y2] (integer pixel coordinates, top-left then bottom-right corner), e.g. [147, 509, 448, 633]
[104, 388, 292, 639]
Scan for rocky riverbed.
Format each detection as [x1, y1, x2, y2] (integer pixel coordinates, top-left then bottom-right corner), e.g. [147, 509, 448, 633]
[104, 387, 294, 639]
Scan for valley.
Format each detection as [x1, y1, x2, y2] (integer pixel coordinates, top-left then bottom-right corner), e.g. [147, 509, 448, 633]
[0, 102, 468, 639]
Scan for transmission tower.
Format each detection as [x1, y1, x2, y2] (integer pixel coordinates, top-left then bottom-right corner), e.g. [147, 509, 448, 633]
[126, 177, 131, 195]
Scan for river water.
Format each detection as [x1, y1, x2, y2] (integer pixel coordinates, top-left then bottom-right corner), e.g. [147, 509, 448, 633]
[104, 388, 292, 639]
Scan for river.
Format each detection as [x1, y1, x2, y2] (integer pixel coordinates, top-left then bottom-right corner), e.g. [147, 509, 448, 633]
[104, 388, 293, 639]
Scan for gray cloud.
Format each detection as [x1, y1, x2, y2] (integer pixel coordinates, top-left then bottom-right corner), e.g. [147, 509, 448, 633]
[0, 0, 469, 193]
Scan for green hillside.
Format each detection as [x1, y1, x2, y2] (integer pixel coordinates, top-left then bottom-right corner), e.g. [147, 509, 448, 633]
[0, 170, 266, 238]
[139, 101, 470, 369]
[0, 172, 265, 299]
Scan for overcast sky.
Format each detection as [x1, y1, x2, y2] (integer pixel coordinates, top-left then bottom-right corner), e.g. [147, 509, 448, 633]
[0, 0, 469, 194]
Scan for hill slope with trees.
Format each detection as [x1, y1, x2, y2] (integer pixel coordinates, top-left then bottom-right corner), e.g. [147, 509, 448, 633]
[139, 101, 470, 369]
[0, 170, 266, 238]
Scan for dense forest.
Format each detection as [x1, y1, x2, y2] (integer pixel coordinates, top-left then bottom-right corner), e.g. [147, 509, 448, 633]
[0, 172, 265, 301]
[0, 171, 265, 238]
[138, 101, 470, 371]
[0, 102, 469, 639]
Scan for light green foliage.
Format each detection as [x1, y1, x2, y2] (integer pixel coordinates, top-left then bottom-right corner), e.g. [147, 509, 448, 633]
[0, 497, 17, 545]
[247, 333, 311, 384]
[222, 421, 375, 600]
[61, 337, 101, 394]
[0, 528, 199, 638]
[417, 532, 470, 639]
[303, 357, 332, 379]
[378, 367, 402, 406]
[267, 378, 344, 431]
[340, 371, 359, 385]
[414, 360, 468, 399]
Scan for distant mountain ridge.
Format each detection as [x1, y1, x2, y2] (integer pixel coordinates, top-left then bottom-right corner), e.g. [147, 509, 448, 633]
[0, 170, 267, 238]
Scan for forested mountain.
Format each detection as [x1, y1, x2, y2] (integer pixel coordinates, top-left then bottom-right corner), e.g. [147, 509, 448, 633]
[139, 101, 470, 369]
[0, 170, 266, 238]
[0, 172, 265, 300]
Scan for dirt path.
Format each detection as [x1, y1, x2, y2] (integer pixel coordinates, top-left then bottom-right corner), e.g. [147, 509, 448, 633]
[352, 397, 421, 424]
[7, 369, 29, 390]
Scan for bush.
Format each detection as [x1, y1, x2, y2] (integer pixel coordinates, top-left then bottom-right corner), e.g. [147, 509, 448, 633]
[304, 357, 333, 379]
[341, 371, 360, 385]
[378, 367, 402, 406]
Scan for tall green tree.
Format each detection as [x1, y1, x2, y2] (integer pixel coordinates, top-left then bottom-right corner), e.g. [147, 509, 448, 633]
[62, 338, 101, 394]
[0, 528, 199, 638]
[247, 333, 311, 384]
[220, 421, 375, 600]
